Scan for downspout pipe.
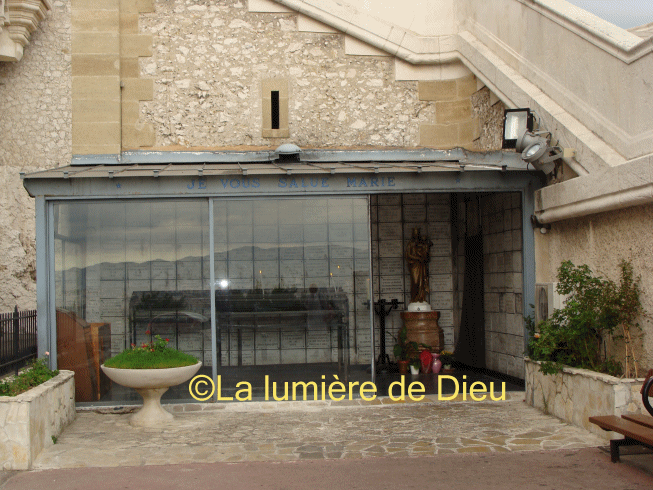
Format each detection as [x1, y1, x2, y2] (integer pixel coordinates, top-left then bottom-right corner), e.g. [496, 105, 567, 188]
[536, 184, 653, 223]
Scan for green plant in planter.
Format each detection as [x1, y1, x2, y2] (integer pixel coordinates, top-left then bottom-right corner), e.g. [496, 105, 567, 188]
[439, 350, 455, 366]
[393, 326, 430, 361]
[104, 334, 198, 369]
[0, 358, 59, 396]
[528, 260, 643, 377]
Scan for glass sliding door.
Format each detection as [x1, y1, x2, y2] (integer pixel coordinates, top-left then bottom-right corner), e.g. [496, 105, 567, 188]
[53, 200, 211, 403]
[51, 196, 372, 404]
[213, 197, 372, 399]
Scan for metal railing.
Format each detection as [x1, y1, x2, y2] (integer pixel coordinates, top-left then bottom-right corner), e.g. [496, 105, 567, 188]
[0, 306, 37, 376]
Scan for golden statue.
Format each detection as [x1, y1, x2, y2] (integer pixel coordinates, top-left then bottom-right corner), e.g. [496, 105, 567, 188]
[405, 228, 433, 304]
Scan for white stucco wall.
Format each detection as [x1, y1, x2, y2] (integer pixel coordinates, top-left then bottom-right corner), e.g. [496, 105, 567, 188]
[534, 202, 653, 373]
[342, 0, 456, 36]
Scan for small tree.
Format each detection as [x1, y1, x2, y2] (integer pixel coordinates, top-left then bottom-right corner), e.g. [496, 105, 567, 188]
[529, 260, 643, 376]
[614, 261, 643, 378]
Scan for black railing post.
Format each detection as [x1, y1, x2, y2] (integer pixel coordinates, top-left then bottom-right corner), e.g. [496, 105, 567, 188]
[13, 305, 20, 375]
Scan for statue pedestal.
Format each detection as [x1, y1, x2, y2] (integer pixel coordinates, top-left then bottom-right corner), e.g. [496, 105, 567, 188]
[401, 310, 443, 352]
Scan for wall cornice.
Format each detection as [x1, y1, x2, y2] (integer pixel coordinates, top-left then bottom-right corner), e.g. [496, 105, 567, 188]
[523, 0, 652, 64]
[0, 0, 51, 62]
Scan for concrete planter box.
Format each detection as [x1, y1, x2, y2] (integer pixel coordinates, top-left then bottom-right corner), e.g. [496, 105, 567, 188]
[0, 370, 75, 470]
[525, 359, 648, 439]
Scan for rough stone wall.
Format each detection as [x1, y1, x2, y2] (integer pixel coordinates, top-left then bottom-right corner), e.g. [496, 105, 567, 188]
[471, 86, 505, 151]
[534, 202, 653, 374]
[0, 371, 75, 470]
[139, 0, 501, 149]
[0, 1, 71, 311]
[525, 360, 648, 439]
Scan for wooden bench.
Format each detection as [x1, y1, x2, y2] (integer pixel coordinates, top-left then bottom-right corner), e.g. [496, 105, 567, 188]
[589, 374, 653, 462]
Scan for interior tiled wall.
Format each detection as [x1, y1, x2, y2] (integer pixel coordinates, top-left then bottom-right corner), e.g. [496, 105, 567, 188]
[481, 193, 524, 378]
[452, 192, 525, 379]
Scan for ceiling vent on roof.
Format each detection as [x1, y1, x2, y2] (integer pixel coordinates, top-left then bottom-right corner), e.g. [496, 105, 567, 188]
[274, 143, 302, 163]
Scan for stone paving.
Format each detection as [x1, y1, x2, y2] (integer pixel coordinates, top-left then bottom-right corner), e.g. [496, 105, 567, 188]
[33, 392, 607, 469]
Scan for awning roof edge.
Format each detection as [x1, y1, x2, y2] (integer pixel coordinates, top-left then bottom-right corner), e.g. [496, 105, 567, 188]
[68, 148, 525, 166]
[23, 149, 533, 181]
[22, 159, 532, 181]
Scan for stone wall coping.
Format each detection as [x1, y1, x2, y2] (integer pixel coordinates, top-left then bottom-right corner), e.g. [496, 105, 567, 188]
[79, 391, 526, 414]
[284, 0, 649, 59]
[0, 370, 74, 404]
[525, 358, 646, 386]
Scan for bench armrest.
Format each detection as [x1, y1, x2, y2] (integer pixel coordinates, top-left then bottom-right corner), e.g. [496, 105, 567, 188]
[644, 376, 653, 417]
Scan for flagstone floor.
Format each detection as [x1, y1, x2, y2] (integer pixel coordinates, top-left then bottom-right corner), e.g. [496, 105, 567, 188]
[33, 392, 606, 469]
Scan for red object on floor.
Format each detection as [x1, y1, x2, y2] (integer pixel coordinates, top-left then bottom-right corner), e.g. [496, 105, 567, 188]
[420, 350, 433, 373]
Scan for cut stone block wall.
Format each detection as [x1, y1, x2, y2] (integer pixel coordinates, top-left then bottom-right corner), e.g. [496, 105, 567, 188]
[450, 192, 524, 378]
[525, 359, 648, 439]
[0, 370, 75, 470]
[482, 192, 524, 379]
[418, 75, 481, 148]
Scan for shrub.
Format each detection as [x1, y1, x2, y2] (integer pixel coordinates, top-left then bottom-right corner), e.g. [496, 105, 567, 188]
[528, 260, 643, 376]
[0, 358, 59, 397]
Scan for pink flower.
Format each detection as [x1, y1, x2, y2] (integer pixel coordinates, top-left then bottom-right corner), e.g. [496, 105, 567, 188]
[145, 330, 151, 335]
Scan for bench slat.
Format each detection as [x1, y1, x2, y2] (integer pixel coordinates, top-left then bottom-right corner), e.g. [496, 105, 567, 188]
[589, 415, 653, 446]
[621, 414, 653, 429]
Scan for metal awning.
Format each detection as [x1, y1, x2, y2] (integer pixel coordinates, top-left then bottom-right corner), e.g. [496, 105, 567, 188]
[22, 148, 532, 181]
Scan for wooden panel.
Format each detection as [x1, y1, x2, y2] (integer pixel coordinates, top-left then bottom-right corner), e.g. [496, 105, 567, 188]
[621, 414, 653, 430]
[90, 322, 112, 401]
[589, 415, 653, 446]
[56, 310, 95, 403]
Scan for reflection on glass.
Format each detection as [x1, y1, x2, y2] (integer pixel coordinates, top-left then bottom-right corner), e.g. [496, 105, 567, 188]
[213, 197, 372, 399]
[54, 201, 211, 404]
[52, 197, 372, 404]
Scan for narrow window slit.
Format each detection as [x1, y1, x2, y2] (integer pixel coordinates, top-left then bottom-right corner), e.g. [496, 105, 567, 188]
[271, 91, 280, 130]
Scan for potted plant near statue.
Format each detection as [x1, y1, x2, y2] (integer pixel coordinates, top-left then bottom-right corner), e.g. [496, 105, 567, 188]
[439, 351, 455, 371]
[101, 334, 201, 427]
[393, 326, 430, 375]
[410, 359, 420, 375]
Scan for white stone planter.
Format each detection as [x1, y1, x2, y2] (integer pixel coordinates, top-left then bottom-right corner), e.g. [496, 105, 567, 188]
[525, 359, 648, 439]
[0, 370, 75, 470]
[101, 362, 201, 428]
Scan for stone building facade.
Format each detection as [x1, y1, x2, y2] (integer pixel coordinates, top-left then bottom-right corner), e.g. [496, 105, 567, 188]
[1, 0, 504, 311]
[5, 0, 653, 386]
